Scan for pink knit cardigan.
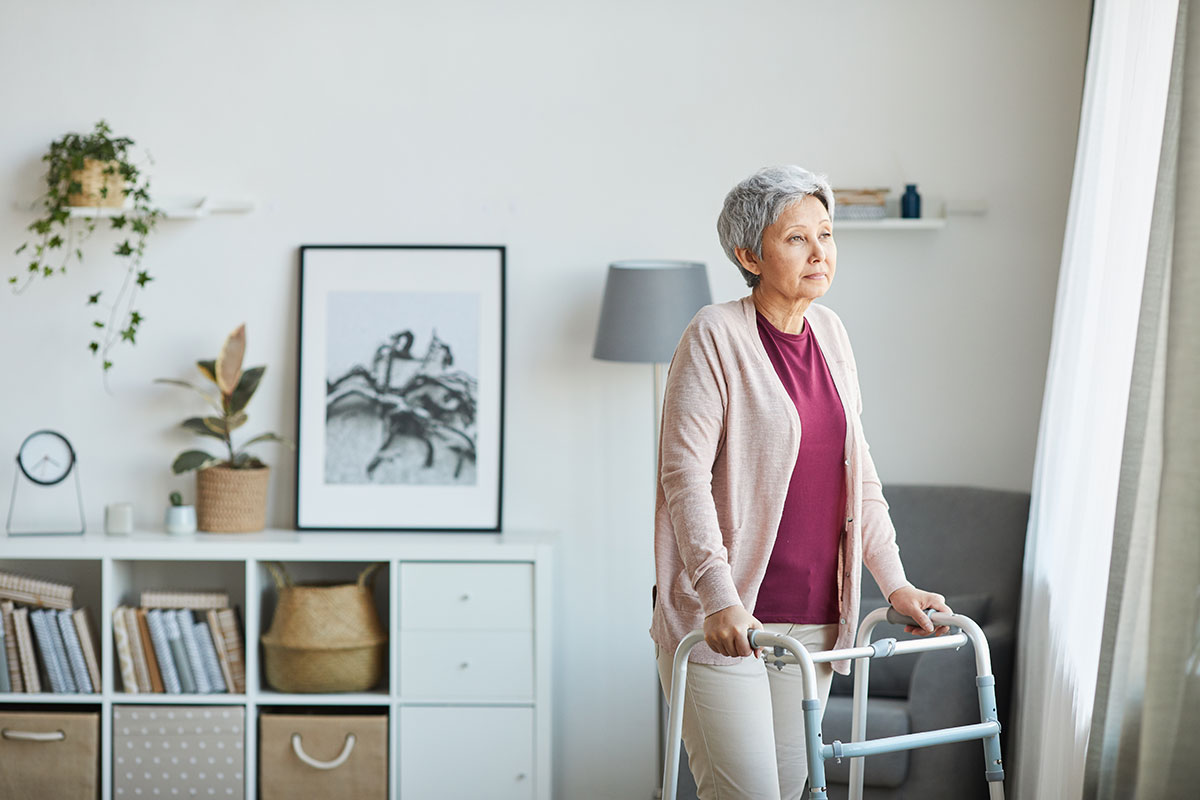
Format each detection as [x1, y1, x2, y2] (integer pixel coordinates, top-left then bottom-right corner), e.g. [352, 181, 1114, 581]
[650, 297, 911, 674]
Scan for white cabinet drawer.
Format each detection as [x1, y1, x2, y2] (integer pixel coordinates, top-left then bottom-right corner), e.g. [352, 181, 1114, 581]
[400, 562, 532, 630]
[400, 630, 533, 701]
[399, 706, 534, 800]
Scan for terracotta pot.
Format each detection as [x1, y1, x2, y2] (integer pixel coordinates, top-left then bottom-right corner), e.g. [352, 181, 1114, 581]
[67, 158, 126, 207]
[195, 465, 269, 533]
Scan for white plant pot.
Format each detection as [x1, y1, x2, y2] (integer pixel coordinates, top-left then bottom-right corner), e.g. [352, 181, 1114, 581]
[165, 505, 197, 535]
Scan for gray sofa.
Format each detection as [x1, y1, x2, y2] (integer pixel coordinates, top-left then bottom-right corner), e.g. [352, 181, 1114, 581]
[667, 484, 1029, 800]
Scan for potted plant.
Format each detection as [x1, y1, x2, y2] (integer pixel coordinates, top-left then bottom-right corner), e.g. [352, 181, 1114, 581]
[156, 324, 291, 533]
[11, 119, 162, 376]
[164, 491, 197, 536]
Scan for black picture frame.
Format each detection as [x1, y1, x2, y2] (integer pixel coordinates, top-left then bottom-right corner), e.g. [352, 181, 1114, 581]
[295, 245, 505, 532]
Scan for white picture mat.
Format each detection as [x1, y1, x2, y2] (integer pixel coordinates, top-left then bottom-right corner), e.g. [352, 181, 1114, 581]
[297, 247, 502, 529]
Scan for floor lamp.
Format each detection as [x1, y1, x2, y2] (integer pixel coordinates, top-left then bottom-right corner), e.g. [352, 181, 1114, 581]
[592, 259, 712, 798]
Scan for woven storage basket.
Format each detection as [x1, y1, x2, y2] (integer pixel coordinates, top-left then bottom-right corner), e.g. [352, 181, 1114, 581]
[261, 562, 387, 693]
[67, 158, 126, 207]
[196, 465, 269, 533]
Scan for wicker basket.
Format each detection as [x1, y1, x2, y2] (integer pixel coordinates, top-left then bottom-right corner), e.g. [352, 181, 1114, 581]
[260, 562, 387, 693]
[195, 465, 269, 533]
[67, 158, 126, 207]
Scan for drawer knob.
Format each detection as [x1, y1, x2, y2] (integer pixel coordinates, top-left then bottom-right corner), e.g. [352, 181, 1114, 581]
[459, 661, 470, 670]
[460, 593, 471, 602]
[517, 773, 527, 781]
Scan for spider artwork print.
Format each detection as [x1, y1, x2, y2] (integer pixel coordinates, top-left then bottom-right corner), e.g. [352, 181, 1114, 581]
[325, 328, 478, 485]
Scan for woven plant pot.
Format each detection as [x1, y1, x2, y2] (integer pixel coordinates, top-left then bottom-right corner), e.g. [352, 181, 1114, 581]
[195, 465, 269, 533]
[260, 562, 387, 693]
[67, 158, 126, 207]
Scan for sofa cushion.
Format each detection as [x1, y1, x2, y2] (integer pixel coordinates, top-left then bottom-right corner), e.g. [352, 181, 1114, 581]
[823, 697, 911, 788]
[830, 592, 991, 698]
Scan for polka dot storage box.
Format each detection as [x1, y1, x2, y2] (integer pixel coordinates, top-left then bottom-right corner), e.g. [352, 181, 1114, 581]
[113, 705, 245, 799]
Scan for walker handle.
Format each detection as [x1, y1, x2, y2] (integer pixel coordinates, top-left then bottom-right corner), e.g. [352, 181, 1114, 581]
[886, 607, 938, 628]
[746, 628, 759, 649]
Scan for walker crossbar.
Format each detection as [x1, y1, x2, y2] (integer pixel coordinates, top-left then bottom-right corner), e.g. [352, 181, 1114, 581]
[823, 721, 1001, 760]
[660, 610, 1006, 800]
[759, 632, 970, 669]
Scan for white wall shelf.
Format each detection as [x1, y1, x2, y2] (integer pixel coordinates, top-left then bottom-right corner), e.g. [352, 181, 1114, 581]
[0, 529, 554, 800]
[14, 196, 256, 220]
[835, 218, 947, 230]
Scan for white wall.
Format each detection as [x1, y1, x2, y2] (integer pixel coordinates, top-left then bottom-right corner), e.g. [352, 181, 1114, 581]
[0, 2, 1090, 797]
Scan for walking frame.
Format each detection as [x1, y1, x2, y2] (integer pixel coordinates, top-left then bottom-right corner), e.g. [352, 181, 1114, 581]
[661, 608, 1005, 800]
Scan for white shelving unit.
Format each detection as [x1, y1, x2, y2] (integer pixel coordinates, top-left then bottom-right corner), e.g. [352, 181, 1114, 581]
[0, 529, 554, 800]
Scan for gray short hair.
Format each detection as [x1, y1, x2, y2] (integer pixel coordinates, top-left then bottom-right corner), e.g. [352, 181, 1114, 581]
[717, 166, 835, 288]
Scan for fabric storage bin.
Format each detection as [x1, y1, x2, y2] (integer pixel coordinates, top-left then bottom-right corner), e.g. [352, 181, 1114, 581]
[113, 705, 244, 799]
[259, 712, 387, 800]
[0, 710, 99, 800]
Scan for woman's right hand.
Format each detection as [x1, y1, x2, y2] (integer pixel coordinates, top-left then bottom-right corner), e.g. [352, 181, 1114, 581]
[703, 604, 763, 658]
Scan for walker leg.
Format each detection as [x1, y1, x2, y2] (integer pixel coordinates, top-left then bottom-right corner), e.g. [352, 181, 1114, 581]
[661, 646, 693, 800]
[977, 675, 1005, 799]
[848, 656, 872, 800]
[803, 699, 828, 799]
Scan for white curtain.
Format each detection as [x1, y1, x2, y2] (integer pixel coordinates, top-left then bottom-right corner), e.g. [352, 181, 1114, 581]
[1011, 1, 1182, 797]
[1085, 0, 1200, 794]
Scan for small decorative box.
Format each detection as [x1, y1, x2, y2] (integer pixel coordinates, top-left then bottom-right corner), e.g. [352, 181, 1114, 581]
[113, 705, 245, 798]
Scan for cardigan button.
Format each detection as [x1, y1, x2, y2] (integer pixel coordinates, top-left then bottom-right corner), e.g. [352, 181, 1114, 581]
[844, 459, 850, 467]
[840, 618, 847, 625]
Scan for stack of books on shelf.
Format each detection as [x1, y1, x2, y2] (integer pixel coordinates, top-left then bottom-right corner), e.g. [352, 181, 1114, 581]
[114, 590, 246, 695]
[833, 187, 890, 220]
[0, 570, 100, 694]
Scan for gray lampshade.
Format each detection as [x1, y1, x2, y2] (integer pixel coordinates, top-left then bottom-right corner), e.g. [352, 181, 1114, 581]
[593, 260, 712, 364]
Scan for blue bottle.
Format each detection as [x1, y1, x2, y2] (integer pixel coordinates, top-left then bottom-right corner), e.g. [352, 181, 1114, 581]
[901, 184, 921, 219]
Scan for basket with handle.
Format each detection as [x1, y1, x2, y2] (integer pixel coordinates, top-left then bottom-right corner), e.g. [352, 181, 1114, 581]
[260, 562, 387, 693]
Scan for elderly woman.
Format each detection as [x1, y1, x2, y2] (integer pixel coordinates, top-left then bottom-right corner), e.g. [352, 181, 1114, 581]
[651, 165, 950, 799]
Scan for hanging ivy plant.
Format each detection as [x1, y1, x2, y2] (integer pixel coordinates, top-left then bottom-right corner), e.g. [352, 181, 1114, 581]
[11, 119, 162, 374]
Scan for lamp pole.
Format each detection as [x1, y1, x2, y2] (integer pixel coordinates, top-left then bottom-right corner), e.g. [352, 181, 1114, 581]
[592, 259, 711, 799]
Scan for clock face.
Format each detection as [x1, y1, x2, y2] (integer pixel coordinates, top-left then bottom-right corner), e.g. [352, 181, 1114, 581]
[16, 430, 76, 486]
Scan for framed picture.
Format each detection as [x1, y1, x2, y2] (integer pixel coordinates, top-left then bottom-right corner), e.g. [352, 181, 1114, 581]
[296, 245, 505, 531]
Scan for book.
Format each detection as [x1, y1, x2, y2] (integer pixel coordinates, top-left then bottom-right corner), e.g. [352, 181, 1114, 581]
[123, 607, 152, 693]
[145, 609, 182, 694]
[0, 619, 9, 693]
[30, 608, 73, 693]
[162, 610, 197, 693]
[0, 570, 73, 610]
[136, 609, 164, 693]
[206, 609, 236, 695]
[44, 608, 77, 693]
[214, 607, 245, 694]
[57, 609, 93, 693]
[12, 607, 40, 693]
[73, 608, 101, 694]
[175, 609, 211, 693]
[112, 606, 139, 693]
[141, 590, 230, 610]
[193, 621, 226, 693]
[1, 600, 22, 693]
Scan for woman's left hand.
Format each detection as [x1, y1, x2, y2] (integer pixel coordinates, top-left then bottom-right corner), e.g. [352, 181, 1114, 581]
[887, 586, 952, 637]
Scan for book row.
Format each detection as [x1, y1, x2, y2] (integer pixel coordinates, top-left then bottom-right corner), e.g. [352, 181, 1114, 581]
[113, 605, 246, 695]
[1, 599, 100, 693]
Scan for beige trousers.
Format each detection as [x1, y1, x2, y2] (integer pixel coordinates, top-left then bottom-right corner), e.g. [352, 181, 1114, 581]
[657, 622, 839, 800]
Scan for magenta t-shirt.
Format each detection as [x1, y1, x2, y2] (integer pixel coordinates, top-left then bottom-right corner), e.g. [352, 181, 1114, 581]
[753, 311, 846, 624]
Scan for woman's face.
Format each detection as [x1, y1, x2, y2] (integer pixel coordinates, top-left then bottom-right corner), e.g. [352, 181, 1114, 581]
[739, 194, 836, 303]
